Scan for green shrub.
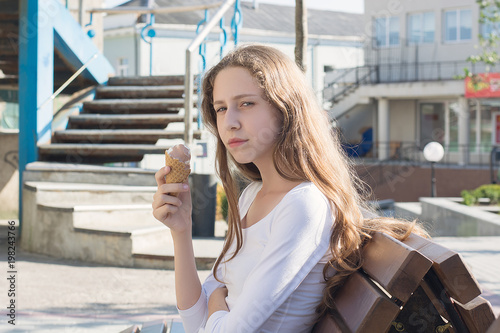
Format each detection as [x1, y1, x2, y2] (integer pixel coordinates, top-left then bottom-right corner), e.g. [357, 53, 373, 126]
[461, 190, 477, 206]
[461, 184, 500, 206]
[221, 193, 228, 221]
[216, 184, 228, 221]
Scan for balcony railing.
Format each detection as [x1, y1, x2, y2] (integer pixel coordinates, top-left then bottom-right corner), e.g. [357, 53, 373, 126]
[344, 140, 497, 167]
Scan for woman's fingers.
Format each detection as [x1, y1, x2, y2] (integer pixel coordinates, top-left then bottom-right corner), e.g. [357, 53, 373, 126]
[155, 166, 169, 186]
[159, 183, 189, 195]
[153, 203, 179, 222]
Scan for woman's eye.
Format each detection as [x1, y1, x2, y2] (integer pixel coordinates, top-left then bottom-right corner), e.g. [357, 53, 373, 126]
[215, 107, 227, 113]
[241, 102, 254, 107]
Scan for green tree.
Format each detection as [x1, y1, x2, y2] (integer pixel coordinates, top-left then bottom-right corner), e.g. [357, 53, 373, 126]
[464, 0, 500, 77]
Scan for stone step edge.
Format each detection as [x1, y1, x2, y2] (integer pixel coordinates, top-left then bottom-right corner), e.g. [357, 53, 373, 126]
[24, 181, 157, 193]
[37, 203, 163, 237]
[25, 161, 156, 175]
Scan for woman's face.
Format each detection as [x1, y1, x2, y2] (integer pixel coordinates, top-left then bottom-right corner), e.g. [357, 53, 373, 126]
[213, 67, 282, 167]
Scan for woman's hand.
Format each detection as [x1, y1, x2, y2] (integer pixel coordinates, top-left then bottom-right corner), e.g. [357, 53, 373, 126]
[152, 166, 192, 233]
[208, 286, 229, 319]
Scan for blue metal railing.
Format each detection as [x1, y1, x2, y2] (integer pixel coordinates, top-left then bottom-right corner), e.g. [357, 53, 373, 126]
[231, 0, 242, 46]
[140, 14, 156, 76]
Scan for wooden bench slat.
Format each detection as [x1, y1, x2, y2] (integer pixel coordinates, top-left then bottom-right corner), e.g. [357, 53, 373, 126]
[311, 314, 343, 333]
[362, 232, 433, 303]
[404, 233, 482, 304]
[333, 271, 401, 333]
[454, 296, 496, 333]
[119, 325, 140, 333]
[140, 319, 168, 333]
[486, 315, 500, 333]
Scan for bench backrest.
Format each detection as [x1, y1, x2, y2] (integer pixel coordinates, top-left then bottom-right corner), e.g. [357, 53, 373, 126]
[313, 232, 496, 333]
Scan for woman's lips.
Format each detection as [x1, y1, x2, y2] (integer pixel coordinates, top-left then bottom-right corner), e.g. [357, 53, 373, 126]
[228, 138, 248, 148]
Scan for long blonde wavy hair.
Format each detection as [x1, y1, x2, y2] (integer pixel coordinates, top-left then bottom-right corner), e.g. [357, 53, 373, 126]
[200, 44, 427, 319]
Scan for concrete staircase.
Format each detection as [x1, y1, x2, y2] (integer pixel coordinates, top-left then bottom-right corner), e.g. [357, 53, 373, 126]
[0, 0, 106, 92]
[39, 75, 202, 164]
[21, 162, 224, 269]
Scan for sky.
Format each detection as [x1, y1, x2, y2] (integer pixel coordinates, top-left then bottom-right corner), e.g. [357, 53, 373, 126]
[104, 0, 365, 14]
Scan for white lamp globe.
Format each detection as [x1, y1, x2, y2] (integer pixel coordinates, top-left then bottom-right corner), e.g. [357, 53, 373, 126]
[423, 142, 444, 162]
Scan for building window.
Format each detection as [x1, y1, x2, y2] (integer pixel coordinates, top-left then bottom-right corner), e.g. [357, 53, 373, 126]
[117, 57, 129, 77]
[420, 103, 445, 147]
[480, 5, 500, 38]
[408, 12, 435, 44]
[443, 9, 472, 42]
[374, 16, 399, 47]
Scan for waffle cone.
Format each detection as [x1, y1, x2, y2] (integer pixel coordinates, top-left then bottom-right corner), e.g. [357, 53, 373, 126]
[165, 151, 191, 197]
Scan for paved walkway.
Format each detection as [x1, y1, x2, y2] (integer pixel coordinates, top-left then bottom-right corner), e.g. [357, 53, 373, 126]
[0, 226, 498, 332]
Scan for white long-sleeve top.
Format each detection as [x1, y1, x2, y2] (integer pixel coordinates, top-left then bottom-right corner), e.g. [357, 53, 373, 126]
[178, 181, 335, 333]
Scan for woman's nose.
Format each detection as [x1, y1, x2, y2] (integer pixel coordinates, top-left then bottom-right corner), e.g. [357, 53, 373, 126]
[225, 107, 241, 130]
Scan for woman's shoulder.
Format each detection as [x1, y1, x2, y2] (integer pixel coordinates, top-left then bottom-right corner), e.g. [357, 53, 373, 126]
[239, 181, 263, 204]
[279, 182, 330, 211]
[287, 182, 327, 200]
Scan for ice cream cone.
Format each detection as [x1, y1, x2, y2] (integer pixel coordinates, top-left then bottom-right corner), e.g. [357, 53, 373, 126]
[165, 144, 191, 197]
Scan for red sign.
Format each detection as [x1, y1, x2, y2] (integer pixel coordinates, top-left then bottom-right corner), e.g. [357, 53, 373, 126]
[494, 112, 500, 145]
[465, 73, 500, 98]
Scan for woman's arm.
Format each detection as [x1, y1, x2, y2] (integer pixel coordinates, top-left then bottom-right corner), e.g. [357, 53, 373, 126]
[208, 286, 229, 318]
[153, 166, 202, 310]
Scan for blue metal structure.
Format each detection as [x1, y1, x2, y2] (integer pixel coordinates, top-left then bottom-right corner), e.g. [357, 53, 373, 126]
[18, 0, 114, 228]
[231, 0, 242, 46]
[140, 14, 156, 76]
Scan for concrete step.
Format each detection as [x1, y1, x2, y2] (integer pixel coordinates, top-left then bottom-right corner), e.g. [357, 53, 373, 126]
[133, 220, 227, 270]
[95, 85, 188, 99]
[67, 114, 195, 130]
[38, 143, 172, 164]
[133, 236, 224, 270]
[21, 202, 169, 267]
[23, 181, 157, 206]
[21, 183, 226, 269]
[24, 161, 157, 186]
[53, 129, 202, 144]
[82, 98, 186, 114]
[108, 75, 189, 86]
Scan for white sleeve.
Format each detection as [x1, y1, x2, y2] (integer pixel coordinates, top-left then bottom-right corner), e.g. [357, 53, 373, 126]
[204, 185, 334, 332]
[177, 182, 258, 333]
[178, 268, 226, 333]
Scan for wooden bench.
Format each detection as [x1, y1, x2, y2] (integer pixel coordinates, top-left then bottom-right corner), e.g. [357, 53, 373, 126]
[120, 232, 497, 333]
[119, 319, 168, 333]
[313, 232, 497, 333]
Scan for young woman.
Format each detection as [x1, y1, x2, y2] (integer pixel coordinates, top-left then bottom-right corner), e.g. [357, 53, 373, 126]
[152, 44, 426, 332]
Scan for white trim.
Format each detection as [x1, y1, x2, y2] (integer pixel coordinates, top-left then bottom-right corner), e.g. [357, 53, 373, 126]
[442, 7, 473, 44]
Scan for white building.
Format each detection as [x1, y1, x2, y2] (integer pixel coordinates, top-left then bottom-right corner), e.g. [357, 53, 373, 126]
[327, 0, 500, 166]
[102, 0, 365, 99]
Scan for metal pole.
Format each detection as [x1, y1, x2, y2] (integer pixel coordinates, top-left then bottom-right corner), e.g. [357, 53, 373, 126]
[184, 0, 235, 145]
[431, 161, 436, 197]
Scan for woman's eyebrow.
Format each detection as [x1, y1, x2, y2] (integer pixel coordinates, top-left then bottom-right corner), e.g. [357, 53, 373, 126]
[213, 94, 259, 106]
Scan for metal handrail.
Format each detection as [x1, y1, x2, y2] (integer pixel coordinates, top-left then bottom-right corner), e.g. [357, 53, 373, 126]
[184, 0, 236, 145]
[328, 67, 376, 104]
[324, 65, 369, 89]
[38, 53, 99, 111]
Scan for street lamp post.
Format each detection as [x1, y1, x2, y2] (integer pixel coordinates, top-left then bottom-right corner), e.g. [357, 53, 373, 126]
[423, 142, 445, 197]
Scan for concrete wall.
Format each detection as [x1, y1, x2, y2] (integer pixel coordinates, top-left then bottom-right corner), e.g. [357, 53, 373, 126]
[0, 130, 19, 219]
[356, 163, 491, 202]
[419, 197, 500, 236]
[389, 99, 416, 142]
